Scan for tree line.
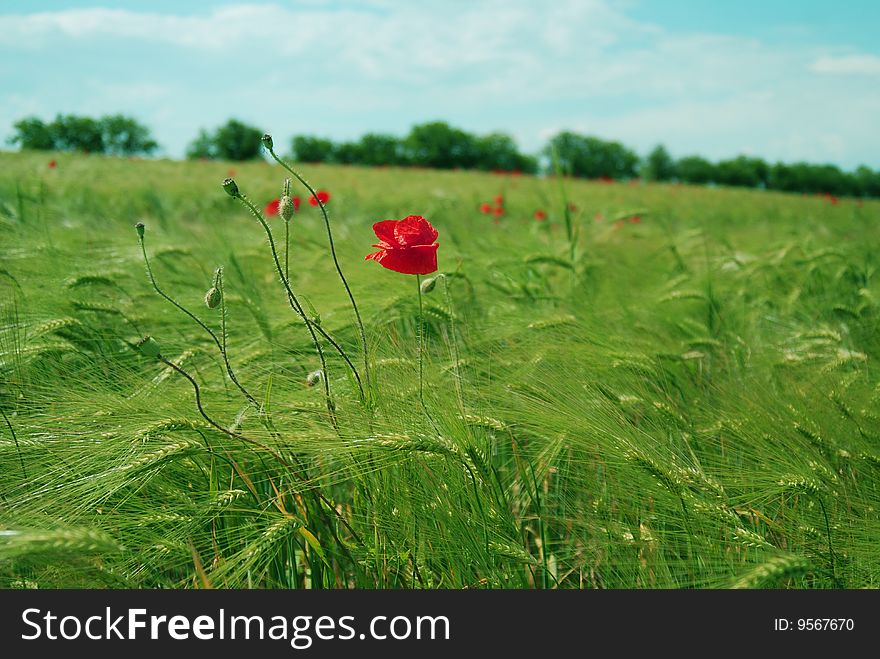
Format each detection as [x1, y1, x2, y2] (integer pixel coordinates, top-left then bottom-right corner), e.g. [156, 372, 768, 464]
[8, 114, 880, 197]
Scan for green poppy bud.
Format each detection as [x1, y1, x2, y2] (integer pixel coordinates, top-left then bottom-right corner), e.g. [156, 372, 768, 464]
[261, 134, 274, 151]
[204, 286, 222, 309]
[306, 370, 323, 387]
[222, 178, 240, 198]
[135, 222, 145, 239]
[279, 195, 295, 222]
[420, 276, 438, 294]
[136, 336, 162, 360]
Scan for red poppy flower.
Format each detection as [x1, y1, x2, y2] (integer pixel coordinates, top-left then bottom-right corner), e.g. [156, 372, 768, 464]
[479, 202, 492, 214]
[830, 196, 838, 205]
[291, 195, 301, 211]
[264, 198, 280, 216]
[365, 215, 439, 275]
[493, 207, 504, 217]
[494, 195, 504, 205]
[48, 159, 57, 169]
[227, 168, 236, 177]
[309, 190, 330, 206]
[629, 215, 642, 223]
[534, 210, 547, 221]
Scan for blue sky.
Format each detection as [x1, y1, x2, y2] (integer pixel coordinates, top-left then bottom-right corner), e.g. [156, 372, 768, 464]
[2, 1, 879, 168]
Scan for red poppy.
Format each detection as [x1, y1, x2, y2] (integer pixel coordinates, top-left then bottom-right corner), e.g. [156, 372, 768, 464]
[227, 168, 236, 177]
[830, 196, 838, 205]
[264, 198, 280, 216]
[309, 190, 330, 206]
[494, 195, 504, 206]
[48, 159, 57, 169]
[534, 210, 547, 221]
[291, 195, 301, 211]
[479, 202, 492, 214]
[365, 215, 439, 275]
[629, 215, 642, 223]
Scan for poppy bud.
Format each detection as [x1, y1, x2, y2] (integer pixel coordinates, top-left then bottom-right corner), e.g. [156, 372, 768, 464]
[261, 134, 274, 151]
[306, 370, 323, 387]
[136, 336, 162, 359]
[222, 178, 240, 198]
[135, 222, 145, 239]
[279, 195, 295, 222]
[204, 286, 222, 309]
[420, 276, 438, 294]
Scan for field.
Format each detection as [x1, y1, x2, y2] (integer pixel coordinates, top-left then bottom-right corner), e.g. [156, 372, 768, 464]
[1, 150, 879, 589]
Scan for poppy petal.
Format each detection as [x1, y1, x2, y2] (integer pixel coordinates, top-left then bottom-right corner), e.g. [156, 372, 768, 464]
[367, 245, 438, 275]
[394, 215, 438, 247]
[372, 220, 399, 246]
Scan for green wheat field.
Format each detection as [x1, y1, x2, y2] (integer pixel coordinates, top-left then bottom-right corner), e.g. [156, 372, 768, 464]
[1, 149, 879, 589]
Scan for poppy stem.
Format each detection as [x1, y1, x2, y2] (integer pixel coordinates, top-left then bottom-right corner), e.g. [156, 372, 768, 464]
[266, 146, 372, 402]
[137, 228, 260, 410]
[416, 274, 427, 414]
[233, 194, 349, 422]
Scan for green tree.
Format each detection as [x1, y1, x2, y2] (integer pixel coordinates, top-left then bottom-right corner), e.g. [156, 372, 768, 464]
[333, 141, 362, 165]
[50, 114, 105, 153]
[403, 121, 479, 169]
[474, 132, 537, 173]
[213, 119, 264, 161]
[715, 155, 769, 188]
[545, 131, 639, 178]
[186, 119, 263, 161]
[643, 144, 676, 181]
[291, 135, 336, 163]
[100, 114, 158, 156]
[7, 117, 55, 150]
[676, 155, 717, 184]
[185, 129, 216, 159]
[357, 133, 404, 166]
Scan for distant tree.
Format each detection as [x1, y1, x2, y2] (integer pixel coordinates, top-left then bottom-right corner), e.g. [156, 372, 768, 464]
[7, 117, 55, 150]
[474, 132, 536, 173]
[50, 114, 105, 153]
[714, 155, 769, 188]
[186, 129, 216, 159]
[545, 131, 639, 179]
[854, 165, 880, 198]
[403, 121, 479, 169]
[291, 135, 336, 163]
[100, 114, 158, 156]
[357, 133, 404, 166]
[186, 119, 263, 161]
[642, 144, 677, 181]
[333, 141, 362, 165]
[213, 119, 264, 161]
[676, 155, 716, 184]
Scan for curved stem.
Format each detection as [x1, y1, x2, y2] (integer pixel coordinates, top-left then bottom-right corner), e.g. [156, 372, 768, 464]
[234, 194, 347, 421]
[138, 233, 259, 410]
[158, 355, 361, 545]
[267, 147, 372, 398]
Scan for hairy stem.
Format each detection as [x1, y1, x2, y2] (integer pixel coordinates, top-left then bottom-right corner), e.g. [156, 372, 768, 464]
[138, 232, 259, 410]
[267, 146, 372, 399]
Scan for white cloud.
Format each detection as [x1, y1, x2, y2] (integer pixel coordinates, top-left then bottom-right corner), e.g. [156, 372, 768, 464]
[0, 1, 878, 167]
[810, 54, 880, 75]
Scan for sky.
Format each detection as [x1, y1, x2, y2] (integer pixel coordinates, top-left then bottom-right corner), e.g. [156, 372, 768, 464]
[2, 0, 879, 169]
